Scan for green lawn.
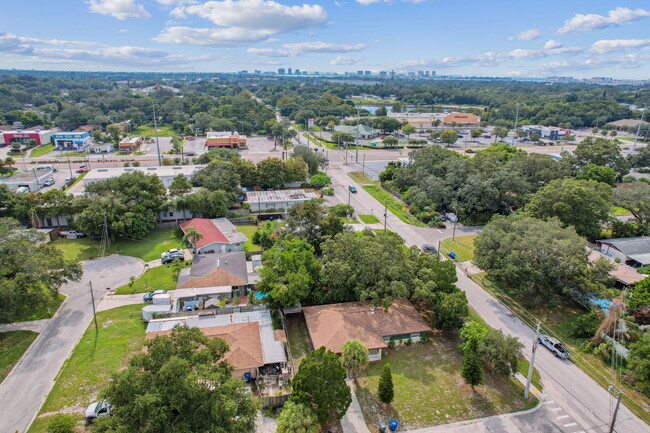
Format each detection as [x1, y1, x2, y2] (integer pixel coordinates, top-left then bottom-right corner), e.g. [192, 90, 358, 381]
[29, 143, 55, 158]
[356, 334, 535, 430]
[63, 171, 87, 192]
[237, 224, 262, 253]
[0, 331, 38, 383]
[611, 206, 632, 217]
[440, 235, 477, 262]
[14, 293, 66, 323]
[133, 124, 176, 137]
[51, 228, 183, 262]
[36, 304, 147, 417]
[362, 185, 425, 227]
[348, 171, 375, 185]
[285, 315, 313, 370]
[114, 263, 185, 294]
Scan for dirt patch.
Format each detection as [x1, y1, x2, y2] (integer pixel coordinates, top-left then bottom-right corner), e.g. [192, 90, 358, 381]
[102, 320, 114, 328]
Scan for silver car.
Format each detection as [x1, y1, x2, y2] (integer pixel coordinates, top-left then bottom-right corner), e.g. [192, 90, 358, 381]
[85, 399, 110, 423]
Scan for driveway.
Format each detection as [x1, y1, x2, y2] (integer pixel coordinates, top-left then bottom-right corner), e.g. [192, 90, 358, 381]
[0, 255, 144, 433]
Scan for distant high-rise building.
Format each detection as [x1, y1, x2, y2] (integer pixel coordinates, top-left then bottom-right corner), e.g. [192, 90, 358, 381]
[379, 71, 387, 77]
[364, 71, 371, 76]
[254, 69, 261, 74]
[295, 68, 301, 74]
[288, 68, 292, 75]
[357, 70, 364, 76]
[431, 71, 436, 77]
[408, 72, 416, 77]
[278, 68, 285, 75]
[424, 71, 430, 77]
[417, 71, 424, 77]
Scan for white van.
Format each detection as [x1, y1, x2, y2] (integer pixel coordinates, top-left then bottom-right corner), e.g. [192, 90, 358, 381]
[15, 186, 29, 194]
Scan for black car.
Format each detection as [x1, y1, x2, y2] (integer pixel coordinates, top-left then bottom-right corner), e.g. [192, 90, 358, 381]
[161, 253, 184, 264]
[422, 244, 438, 255]
[143, 289, 168, 302]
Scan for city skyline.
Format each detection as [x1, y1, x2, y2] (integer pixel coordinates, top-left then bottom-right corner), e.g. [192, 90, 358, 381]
[1, 1, 650, 78]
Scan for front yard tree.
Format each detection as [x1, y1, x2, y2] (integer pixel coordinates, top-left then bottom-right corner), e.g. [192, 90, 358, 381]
[569, 137, 628, 178]
[402, 124, 416, 139]
[460, 322, 487, 391]
[377, 363, 394, 405]
[331, 132, 355, 147]
[179, 188, 229, 219]
[382, 135, 398, 148]
[257, 157, 287, 188]
[292, 145, 328, 175]
[277, 401, 320, 433]
[182, 226, 204, 254]
[614, 182, 650, 225]
[429, 290, 470, 331]
[290, 346, 352, 424]
[97, 326, 256, 433]
[481, 329, 523, 377]
[341, 340, 370, 380]
[440, 129, 458, 145]
[526, 178, 612, 240]
[191, 160, 241, 198]
[169, 173, 192, 198]
[0, 219, 82, 323]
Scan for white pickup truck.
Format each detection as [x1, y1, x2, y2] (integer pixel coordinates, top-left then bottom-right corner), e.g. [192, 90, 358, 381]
[59, 230, 85, 239]
[538, 334, 571, 359]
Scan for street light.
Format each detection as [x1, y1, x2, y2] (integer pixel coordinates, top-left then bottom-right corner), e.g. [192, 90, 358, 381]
[355, 107, 360, 163]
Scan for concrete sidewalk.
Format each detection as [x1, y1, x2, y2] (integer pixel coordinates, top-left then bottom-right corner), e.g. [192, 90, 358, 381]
[341, 380, 372, 433]
[0, 319, 50, 333]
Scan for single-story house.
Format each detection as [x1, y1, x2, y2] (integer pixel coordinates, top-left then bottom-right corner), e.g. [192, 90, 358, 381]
[333, 124, 381, 139]
[179, 218, 247, 254]
[442, 113, 481, 127]
[145, 309, 289, 381]
[597, 237, 650, 268]
[303, 298, 431, 362]
[589, 251, 645, 286]
[245, 190, 318, 212]
[174, 251, 254, 311]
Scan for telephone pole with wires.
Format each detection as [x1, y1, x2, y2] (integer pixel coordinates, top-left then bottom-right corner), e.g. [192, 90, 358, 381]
[524, 322, 540, 399]
[152, 102, 162, 165]
[608, 386, 623, 433]
[89, 281, 98, 334]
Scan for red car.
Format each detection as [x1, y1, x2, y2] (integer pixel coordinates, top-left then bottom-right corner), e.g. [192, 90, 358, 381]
[76, 166, 88, 173]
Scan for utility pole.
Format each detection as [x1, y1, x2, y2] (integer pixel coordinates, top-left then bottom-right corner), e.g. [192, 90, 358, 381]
[355, 107, 360, 163]
[511, 103, 520, 146]
[348, 189, 351, 206]
[362, 153, 366, 176]
[152, 102, 162, 166]
[89, 281, 98, 334]
[633, 104, 647, 151]
[383, 198, 388, 231]
[608, 386, 623, 433]
[452, 215, 458, 240]
[524, 322, 541, 399]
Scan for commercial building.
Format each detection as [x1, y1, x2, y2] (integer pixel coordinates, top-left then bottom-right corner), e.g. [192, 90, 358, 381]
[0, 168, 54, 193]
[52, 131, 92, 151]
[521, 125, 568, 140]
[179, 218, 247, 254]
[146, 309, 289, 381]
[597, 237, 650, 268]
[333, 124, 381, 139]
[88, 142, 115, 153]
[303, 298, 431, 361]
[2, 128, 54, 148]
[206, 131, 247, 149]
[606, 119, 649, 131]
[442, 113, 481, 127]
[82, 165, 203, 188]
[118, 136, 143, 152]
[389, 112, 446, 129]
[245, 189, 318, 212]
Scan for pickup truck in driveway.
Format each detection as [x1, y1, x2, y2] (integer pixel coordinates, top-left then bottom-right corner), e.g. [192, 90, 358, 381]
[538, 334, 571, 359]
[59, 230, 85, 239]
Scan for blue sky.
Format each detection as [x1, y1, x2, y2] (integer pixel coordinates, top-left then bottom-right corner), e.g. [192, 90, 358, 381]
[1, 0, 650, 78]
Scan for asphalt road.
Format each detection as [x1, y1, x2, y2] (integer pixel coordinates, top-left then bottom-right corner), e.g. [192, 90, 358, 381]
[328, 161, 650, 433]
[0, 255, 144, 433]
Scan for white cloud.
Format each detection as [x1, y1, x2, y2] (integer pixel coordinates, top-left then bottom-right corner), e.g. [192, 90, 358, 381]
[155, 0, 197, 5]
[87, 0, 151, 20]
[557, 7, 650, 34]
[247, 41, 368, 57]
[173, 0, 326, 33]
[154, 26, 272, 46]
[330, 55, 362, 65]
[0, 33, 97, 55]
[355, 0, 382, 4]
[507, 29, 541, 41]
[590, 39, 650, 54]
[543, 40, 562, 50]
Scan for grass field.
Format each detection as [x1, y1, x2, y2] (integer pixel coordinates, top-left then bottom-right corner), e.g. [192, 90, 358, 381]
[440, 235, 477, 262]
[29, 144, 55, 158]
[359, 214, 380, 224]
[36, 304, 146, 417]
[611, 206, 632, 217]
[285, 315, 313, 370]
[0, 331, 38, 383]
[362, 185, 425, 227]
[356, 333, 535, 430]
[114, 263, 186, 294]
[348, 171, 375, 185]
[15, 293, 66, 323]
[237, 224, 262, 253]
[51, 228, 183, 262]
[133, 125, 176, 137]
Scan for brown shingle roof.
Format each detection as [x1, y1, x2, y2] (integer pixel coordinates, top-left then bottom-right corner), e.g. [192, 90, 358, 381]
[147, 322, 263, 370]
[303, 298, 431, 354]
[179, 268, 247, 289]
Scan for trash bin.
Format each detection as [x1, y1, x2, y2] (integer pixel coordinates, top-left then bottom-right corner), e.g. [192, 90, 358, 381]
[389, 419, 398, 431]
[244, 372, 251, 383]
[378, 422, 387, 433]
[448, 252, 456, 260]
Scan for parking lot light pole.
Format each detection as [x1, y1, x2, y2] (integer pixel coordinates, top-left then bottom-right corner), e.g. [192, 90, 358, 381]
[524, 322, 541, 399]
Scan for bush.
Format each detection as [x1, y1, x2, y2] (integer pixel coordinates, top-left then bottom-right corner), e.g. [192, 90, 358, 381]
[321, 187, 334, 196]
[329, 204, 354, 218]
[593, 342, 611, 362]
[123, 162, 130, 167]
[132, 161, 140, 167]
[571, 311, 602, 339]
[47, 413, 76, 433]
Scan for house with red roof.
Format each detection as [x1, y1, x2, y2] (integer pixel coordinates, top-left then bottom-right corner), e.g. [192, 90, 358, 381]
[179, 218, 248, 254]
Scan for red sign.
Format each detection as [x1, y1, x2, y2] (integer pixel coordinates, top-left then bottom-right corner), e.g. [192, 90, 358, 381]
[4, 133, 42, 145]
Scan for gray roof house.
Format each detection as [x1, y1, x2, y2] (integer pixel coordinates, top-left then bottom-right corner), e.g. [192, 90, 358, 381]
[598, 237, 650, 268]
[334, 124, 381, 139]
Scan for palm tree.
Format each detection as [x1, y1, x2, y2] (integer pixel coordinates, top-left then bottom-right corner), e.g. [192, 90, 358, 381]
[182, 227, 203, 254]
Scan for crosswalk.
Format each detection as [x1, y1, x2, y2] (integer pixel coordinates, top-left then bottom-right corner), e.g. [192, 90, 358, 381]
[543, 400, 586, 433]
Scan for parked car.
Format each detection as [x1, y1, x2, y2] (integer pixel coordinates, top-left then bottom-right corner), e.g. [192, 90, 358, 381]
[64, 176, 76, 186]
[185, 152, 196, 156]
[76, 166, 88, 173]
[85, 399, 110, 423]
[161, 252, 185, 264]
[348, 185, 357, 193]
[422, 244, 438, 255]
[538, 334, 571, 359]
[143, 289, 168, 302]
[161, 248, 183, 259]
[446, 213, 458, 222]
[59, 230, 85, 239]
[43, 178, 55, 186]
[439, 214, 448, 222]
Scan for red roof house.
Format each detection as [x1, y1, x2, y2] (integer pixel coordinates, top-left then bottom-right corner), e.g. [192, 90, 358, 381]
[179, 218, 248, 254]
